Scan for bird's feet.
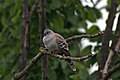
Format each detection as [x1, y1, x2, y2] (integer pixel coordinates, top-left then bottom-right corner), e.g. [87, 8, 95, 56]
[39, 47, 48, 52]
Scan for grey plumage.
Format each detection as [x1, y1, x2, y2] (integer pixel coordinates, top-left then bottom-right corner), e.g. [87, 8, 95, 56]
[43, 29, 76, 71]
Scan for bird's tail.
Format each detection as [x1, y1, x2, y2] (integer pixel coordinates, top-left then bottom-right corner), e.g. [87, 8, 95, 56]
[67, 60, 76, 71]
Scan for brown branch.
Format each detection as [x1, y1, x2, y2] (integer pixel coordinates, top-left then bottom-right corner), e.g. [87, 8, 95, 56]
[102, 14, 120, 79]
[66, 31, 104, 42]
[41, 49, 94, 61]
[94, 0, 101, 7]
[12, 31, 102, 80]
[19, 0, 29, 80]
[90, 0, 101, 7]
[103, 38, 120, 78]
[16, 1, 39, 80]
[12, 48, 94, 80]
[90, 0, 95, 7]
[14, 29, 117, 80]
[113, 50, 120, 54]
[97, 0, 118, 79]
[103, 63, 120, 80]
[98, 6, 108, 10]
[37, 0, 48, 80]
[13, 52, 43, 80]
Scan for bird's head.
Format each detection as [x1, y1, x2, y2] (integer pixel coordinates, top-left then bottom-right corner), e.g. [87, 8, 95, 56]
[43, 29, 54, 36]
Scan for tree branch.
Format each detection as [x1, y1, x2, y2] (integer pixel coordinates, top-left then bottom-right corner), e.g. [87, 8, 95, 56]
[19, 0, 29, 80]
[97, 0, 118, 79]
[13, 52, 43, 80]
[12, 47, 94, 80]
[66, 31, 104, 42]
[41, 49, 94, 61]
[102, 14, 120, 79]
[37, 0, 48, 80]
[103, 63, 120, 80]
[13, 31, 104, 80]
[103, 38, 120, 79]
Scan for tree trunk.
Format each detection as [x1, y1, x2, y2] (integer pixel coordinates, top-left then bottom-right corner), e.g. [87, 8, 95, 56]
[19, 0, 29, 80]
[97, 0, 117, 79]
[38, 0, 49, 80]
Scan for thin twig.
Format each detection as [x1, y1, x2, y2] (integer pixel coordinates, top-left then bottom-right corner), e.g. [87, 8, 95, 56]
[41, 50, 94, 61]
[90, 0, 95, 7]
[66, 31, 104, 42]
[94, 0, 101, 7]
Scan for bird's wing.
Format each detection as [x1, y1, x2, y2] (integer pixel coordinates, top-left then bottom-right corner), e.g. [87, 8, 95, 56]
[54, 33, 76, 71]
[54, 33, 71, 56]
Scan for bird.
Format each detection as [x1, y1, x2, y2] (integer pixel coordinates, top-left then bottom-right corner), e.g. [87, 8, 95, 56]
[42, 29, 76, 71]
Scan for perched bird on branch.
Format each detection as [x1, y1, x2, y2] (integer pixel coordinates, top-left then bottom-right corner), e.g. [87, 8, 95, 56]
[43, 29, 76, 71]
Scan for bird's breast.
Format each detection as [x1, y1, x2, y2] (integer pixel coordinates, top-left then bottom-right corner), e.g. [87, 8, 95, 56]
[43, 35, 58, 51]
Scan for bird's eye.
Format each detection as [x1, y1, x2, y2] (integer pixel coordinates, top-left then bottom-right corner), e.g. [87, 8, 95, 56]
[44, 32, 49, 35]
[46, 32, 49, 34]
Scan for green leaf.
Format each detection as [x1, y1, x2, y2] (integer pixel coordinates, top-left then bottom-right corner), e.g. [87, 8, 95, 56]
[107, 0, 111, 7]
[118, 0, 120, 5]
[78, 21, 87, 30]
[87, 9, 96, 22]
[87, 25, 100, 34]
[86, 54, 97, 66]
[49, 68, 57, 80]
[49, 57, 59, 69]
[81, 45, 92, 56]
[87, 25, 102, 42]
[71, 63, 89, 80]
[55, 63, 66, 80]
[50, 0, 64, 10]
[75, 1, 87, 20]
[112, 70, 120, 79]
[51, 13, 64, 30]
[87, 8, 102, 22]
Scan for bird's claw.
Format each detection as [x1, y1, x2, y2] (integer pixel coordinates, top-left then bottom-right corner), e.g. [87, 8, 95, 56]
[40, 47, 46, 52]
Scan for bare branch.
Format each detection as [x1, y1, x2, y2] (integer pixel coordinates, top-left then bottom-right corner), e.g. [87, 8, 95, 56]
[103, 63, 120, 80]
[94, 0, 101, 7]
[97, 0, 118, 79]
[12, 31, 102, 80]
[19, 0, 29, 80]
[90, 0, 95, 7]
[103, 38, 120, 78]
[66, 31, 104, 42]
[14, 19, 104, 80]
[37, 0, 48, 79]
[98, 6, 108, 10]
[102, 14, 120, 79]
[13, 52, 43, 80]
[41, 49, 94, 61]
[113, 50, 120, 54]
[12, 48, 94, 80]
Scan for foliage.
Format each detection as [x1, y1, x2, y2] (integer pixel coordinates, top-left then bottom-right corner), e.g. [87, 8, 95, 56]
[0, 0, 120, 80]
